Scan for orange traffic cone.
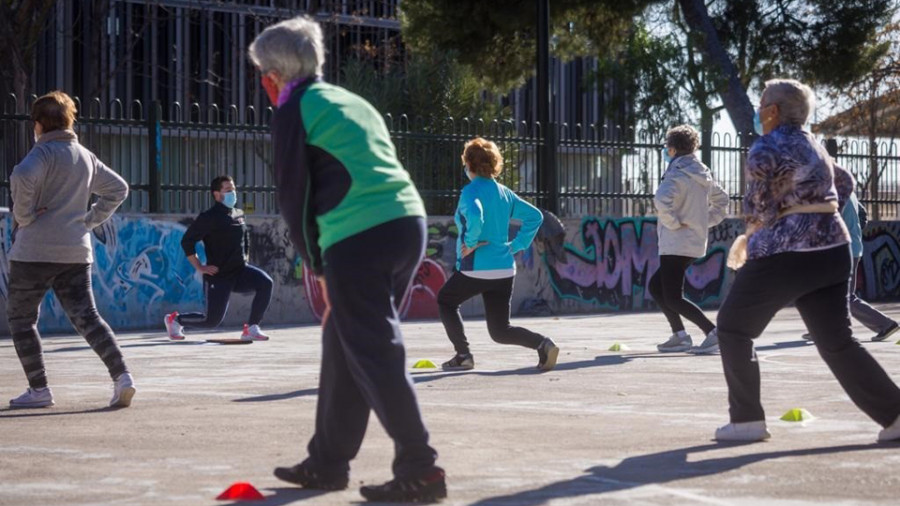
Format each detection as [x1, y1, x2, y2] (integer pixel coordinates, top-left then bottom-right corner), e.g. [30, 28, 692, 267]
[216, 482, 265, 501]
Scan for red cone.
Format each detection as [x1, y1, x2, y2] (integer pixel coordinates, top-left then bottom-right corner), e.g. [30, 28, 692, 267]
[216, 482, 265, 501]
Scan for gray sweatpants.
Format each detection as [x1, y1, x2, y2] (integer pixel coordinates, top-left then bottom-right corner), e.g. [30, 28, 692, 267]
[850, 257, 896, 333]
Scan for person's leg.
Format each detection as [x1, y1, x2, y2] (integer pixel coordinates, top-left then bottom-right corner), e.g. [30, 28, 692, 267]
[51, 264, 128, 381]
[847, 257, 898, 337]
[659, 255, 716, 335]
[177, 277, 234, 329]
[7, 261, 58, 390]
[302, 316, 371, 479]
[649, 257, 686, 333]
[717, 254, 804, 423]
[482, 277, 545, 349]
[796, 253, 900, 427]
[436, 271, 484, 356]
[324, 217, 438, 480]
[232, 264, 273, 326]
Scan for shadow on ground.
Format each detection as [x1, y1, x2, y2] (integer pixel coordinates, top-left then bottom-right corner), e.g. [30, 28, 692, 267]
[232, 353, 696, 403]
[469, 443, 890, 505]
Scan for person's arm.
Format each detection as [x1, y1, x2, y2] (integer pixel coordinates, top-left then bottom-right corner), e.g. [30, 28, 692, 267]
[9, 149, 47, 228]
[180, 214, 218, 276]
[743, 141, 778, 226]
[707, 180, 730, 228]
[85, 158, 129, 229]
[509, 194, 543, 254]
[654, 173, 684, 230]
[270, 94, 323, 275]
[858, 201, 868, 230]
[833, 163, 854, 212]
[458, 186, 484, 250]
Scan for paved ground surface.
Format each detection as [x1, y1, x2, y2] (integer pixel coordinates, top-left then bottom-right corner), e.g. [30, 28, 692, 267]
[2, 305, 900, 506]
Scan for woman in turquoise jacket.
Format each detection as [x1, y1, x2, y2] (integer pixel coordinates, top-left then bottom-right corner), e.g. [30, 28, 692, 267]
[438, 137, 559, 372]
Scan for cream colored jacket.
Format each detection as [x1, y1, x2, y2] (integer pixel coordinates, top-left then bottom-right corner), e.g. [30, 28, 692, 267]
[654, 153, 729, 258]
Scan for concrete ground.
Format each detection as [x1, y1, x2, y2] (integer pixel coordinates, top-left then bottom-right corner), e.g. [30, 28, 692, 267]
[2, 305, 900, 506]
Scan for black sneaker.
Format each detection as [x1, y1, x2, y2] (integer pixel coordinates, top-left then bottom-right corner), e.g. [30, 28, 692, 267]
[359, 467, 447, 502]
[872, 322, 900, 342]
[441, 353, 474, 371]
[273, 462, 349, 490]
[537, 337, 559, 371]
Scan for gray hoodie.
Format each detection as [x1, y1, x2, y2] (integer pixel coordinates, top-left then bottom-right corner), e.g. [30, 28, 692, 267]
[654, 153, 729, 258]
[9, 129, 128, 264]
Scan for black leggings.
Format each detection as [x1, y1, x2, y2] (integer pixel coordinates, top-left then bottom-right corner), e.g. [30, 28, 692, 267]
[648, 255, 716, 335]
[177, 264, 273, 328]
[437, 272, 545, 356]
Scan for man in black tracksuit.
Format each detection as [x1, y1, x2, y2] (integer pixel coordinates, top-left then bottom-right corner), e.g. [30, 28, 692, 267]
[163, 175, 274, 341]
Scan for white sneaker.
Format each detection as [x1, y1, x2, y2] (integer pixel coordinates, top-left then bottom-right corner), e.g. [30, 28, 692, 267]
[164, 311, 185, 340]
[110, 373, 136, 408]
[690, 328, 719, 354]
[241, 324, 270, 341]
[10, 387, 54, 408]
[715, 421, 771, 442]
[657, 333, 692, 352]
[878, 414, 900, 442]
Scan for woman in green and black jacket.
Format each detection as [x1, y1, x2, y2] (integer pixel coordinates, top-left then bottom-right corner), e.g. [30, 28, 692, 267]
[249, 15, 446, 503]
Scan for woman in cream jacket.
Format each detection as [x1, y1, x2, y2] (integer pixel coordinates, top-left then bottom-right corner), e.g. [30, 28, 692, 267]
[651, 125, 729, 354]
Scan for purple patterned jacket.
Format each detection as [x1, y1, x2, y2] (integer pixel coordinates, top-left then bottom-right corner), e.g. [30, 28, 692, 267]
[744, 125, 851, 260]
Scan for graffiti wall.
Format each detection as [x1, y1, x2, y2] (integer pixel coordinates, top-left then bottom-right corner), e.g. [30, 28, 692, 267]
[512, 217, 744, 315]
[0, 209, 898, 335]
[860, 222, 900, 301]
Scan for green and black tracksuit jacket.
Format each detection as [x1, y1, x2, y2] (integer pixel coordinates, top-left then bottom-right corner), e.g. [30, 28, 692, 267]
[270, 80, 425, 275]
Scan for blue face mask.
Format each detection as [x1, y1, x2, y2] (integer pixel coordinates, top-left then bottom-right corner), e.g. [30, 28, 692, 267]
[753, 109, 764, 135]
[222, 191, 237, 208]
[662, 147, 673, 164]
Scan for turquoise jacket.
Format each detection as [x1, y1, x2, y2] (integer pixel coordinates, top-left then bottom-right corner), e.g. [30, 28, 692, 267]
[454, 176, 543, 272]
[842, 192, 863, 258]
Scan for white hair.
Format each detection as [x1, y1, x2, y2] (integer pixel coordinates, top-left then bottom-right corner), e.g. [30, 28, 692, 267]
[248, 15, 325, 81]
[762, 78, 816, 127]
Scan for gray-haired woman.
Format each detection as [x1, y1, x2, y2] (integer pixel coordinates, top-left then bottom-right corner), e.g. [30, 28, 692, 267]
[715, 79, 900, 442]
[248, 15, 445, 502]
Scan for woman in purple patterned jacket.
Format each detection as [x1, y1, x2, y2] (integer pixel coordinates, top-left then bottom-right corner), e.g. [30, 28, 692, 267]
[714, 79, 900, 442]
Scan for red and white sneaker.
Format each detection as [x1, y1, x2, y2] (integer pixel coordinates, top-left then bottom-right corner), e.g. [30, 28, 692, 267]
[241, 324, 270, 341]
[164, 311, 185, 340]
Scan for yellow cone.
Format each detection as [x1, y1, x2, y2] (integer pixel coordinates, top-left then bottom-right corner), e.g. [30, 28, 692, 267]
[412, 359, 437, 369]
[780, 408, 814, 422]
[608, 343, 631, 352]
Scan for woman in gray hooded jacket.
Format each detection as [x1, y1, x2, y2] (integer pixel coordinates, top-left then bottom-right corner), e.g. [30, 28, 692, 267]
[651, 125, 729, 354]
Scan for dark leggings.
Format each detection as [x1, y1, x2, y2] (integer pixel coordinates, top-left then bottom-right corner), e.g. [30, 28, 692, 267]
[177, 264, 273, 329]
[437, 272, 545, 356]
[648, 254, 716, 335]
[8, 261, 128, 389]
[718, 245, 900, 426]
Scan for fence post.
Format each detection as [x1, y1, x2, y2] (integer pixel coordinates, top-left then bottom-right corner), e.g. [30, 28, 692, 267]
[148, 100, 162, 212]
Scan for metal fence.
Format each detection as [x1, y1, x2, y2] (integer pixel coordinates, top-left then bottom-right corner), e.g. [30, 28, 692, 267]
[2, 94, 899, 219]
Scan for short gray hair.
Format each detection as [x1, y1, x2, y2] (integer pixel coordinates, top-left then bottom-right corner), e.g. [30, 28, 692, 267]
[762, 78, 815, 127]
[665, 124, 700, 154]
[248, 15, 325, 82]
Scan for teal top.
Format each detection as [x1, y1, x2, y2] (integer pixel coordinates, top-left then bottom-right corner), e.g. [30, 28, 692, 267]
[454, 176, 543, 272]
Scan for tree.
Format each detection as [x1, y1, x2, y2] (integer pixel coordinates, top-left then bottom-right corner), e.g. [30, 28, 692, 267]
[399, 0, 658, 93]
[0, 0, 56, 108]
[401, 0, 896, 136]
[815, 22, 900, 219]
